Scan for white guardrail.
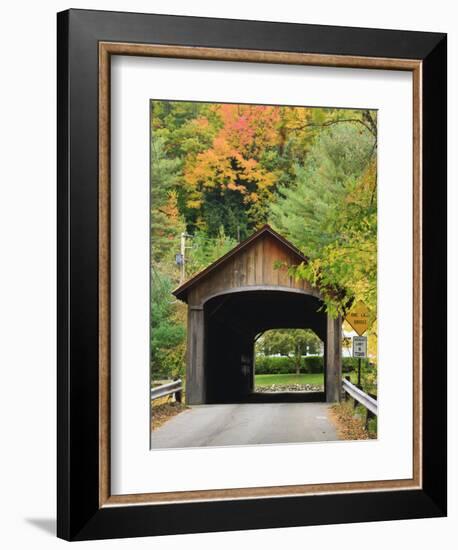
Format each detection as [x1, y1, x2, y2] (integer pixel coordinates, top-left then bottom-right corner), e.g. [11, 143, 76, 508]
[150, 379, 183, 402]
[342, 378, 378, 416]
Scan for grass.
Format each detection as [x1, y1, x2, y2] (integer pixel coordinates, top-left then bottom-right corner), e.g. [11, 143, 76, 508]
[255, 373, 324, 386]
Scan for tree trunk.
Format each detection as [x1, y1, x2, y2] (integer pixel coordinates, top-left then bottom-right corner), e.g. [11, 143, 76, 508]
[295, 345, 301, 375]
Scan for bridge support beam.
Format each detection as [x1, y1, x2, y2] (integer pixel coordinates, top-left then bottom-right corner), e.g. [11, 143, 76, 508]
[326, 314, 342, 403]
[186, 307, 205, 405]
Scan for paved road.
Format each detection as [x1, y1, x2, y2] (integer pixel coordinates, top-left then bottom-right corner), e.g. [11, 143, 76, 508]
[151, 403, 338, 449]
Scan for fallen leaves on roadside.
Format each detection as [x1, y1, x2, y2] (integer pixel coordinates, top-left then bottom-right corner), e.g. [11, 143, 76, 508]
[328, 400, 375, 441]
[151, 400, 189, 431]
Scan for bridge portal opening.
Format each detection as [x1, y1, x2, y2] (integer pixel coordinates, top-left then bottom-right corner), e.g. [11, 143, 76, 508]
[254, 328, 324, 395]
[203, 290, 328, 404]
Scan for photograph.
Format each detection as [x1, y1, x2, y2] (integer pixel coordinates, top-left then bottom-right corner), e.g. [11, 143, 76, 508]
[149, 100, 378, 449]
[51, 7, 446, 541]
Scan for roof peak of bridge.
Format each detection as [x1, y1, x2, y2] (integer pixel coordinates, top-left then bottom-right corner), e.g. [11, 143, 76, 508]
[173, 224, 308, 303]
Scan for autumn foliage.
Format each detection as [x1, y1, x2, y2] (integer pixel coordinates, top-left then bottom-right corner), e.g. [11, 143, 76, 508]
[150, 100, 378, 381]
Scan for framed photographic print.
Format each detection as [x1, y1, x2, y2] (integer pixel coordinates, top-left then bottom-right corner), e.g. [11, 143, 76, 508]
[57, 9, 447, 541]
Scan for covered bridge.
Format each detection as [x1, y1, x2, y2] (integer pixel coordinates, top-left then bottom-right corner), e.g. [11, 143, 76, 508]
[173, 225, 342, 405]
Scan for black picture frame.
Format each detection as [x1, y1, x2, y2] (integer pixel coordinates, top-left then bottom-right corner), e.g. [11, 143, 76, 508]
[57, 9, 447, 541]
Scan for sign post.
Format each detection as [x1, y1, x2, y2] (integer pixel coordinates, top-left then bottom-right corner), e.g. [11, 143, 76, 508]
[345, 302, 371, 390]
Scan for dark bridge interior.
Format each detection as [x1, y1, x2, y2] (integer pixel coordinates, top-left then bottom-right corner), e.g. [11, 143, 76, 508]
[204, 290, 327, 404]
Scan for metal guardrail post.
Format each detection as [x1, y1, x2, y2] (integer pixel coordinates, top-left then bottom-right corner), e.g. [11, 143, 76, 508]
[175, 388, 183, 403]
[151, 379, 183, 402]
[344, 376, 351, 401]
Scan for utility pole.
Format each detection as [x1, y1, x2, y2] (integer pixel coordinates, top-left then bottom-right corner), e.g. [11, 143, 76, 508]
[179, 232, 186, 284]
[177, 232, 193, 285]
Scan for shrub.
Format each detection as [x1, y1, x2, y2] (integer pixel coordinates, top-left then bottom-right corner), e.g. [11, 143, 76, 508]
[255, 356, 373, 376]
[255, 355, 324, 374]
[342, 357, 370, 373]
[255, 356, 294, 374]
[304, 356, 323, 373]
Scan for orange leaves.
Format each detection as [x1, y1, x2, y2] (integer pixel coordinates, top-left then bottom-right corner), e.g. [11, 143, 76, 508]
[185, 139, 236, 190]
[162, 190, 180, 220]
[227, 181, 244, 193]
[184, 140, 274, 206]
[183, 104, 279, 209]
[192, 116, 210, 129]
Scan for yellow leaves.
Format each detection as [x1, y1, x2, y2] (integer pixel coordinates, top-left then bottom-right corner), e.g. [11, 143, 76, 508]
[212, 135, 230, 152]
[239, 157, 257, 171]
[163, 190, 180, 220]
[186, 198, 202, 209]
[280, 106, 312, 131]
[367, 320, 378, 362]
[192, 117, 209, 129]
[345, 159, 377, 206]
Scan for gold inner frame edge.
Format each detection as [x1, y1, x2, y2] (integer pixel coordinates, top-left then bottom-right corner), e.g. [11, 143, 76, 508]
[98, 42, 422, 507]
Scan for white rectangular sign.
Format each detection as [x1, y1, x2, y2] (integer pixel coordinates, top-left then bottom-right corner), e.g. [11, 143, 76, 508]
[353, 336, 368, 358]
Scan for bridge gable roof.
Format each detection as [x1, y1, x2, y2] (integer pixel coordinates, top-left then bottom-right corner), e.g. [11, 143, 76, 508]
[173, 225, 308, 303]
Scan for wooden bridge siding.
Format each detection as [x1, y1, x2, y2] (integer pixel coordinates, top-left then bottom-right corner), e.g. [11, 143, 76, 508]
[187, 234, 319, 307]
[183, 231, 342, 405]
[326, 315, 342, 403]
[185, 307, 205, 405]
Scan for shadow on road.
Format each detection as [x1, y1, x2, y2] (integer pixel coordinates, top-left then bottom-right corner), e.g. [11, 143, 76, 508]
[214, 391, 326, 404]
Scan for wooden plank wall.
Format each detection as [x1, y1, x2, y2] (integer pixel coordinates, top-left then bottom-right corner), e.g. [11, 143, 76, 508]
[187, 234, 320, 306]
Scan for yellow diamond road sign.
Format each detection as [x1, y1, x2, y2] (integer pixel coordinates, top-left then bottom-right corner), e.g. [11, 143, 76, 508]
[345, 301, 371, 336]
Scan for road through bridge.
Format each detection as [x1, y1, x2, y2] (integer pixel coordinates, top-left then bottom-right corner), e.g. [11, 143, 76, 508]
[150, 402, 339, 449]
